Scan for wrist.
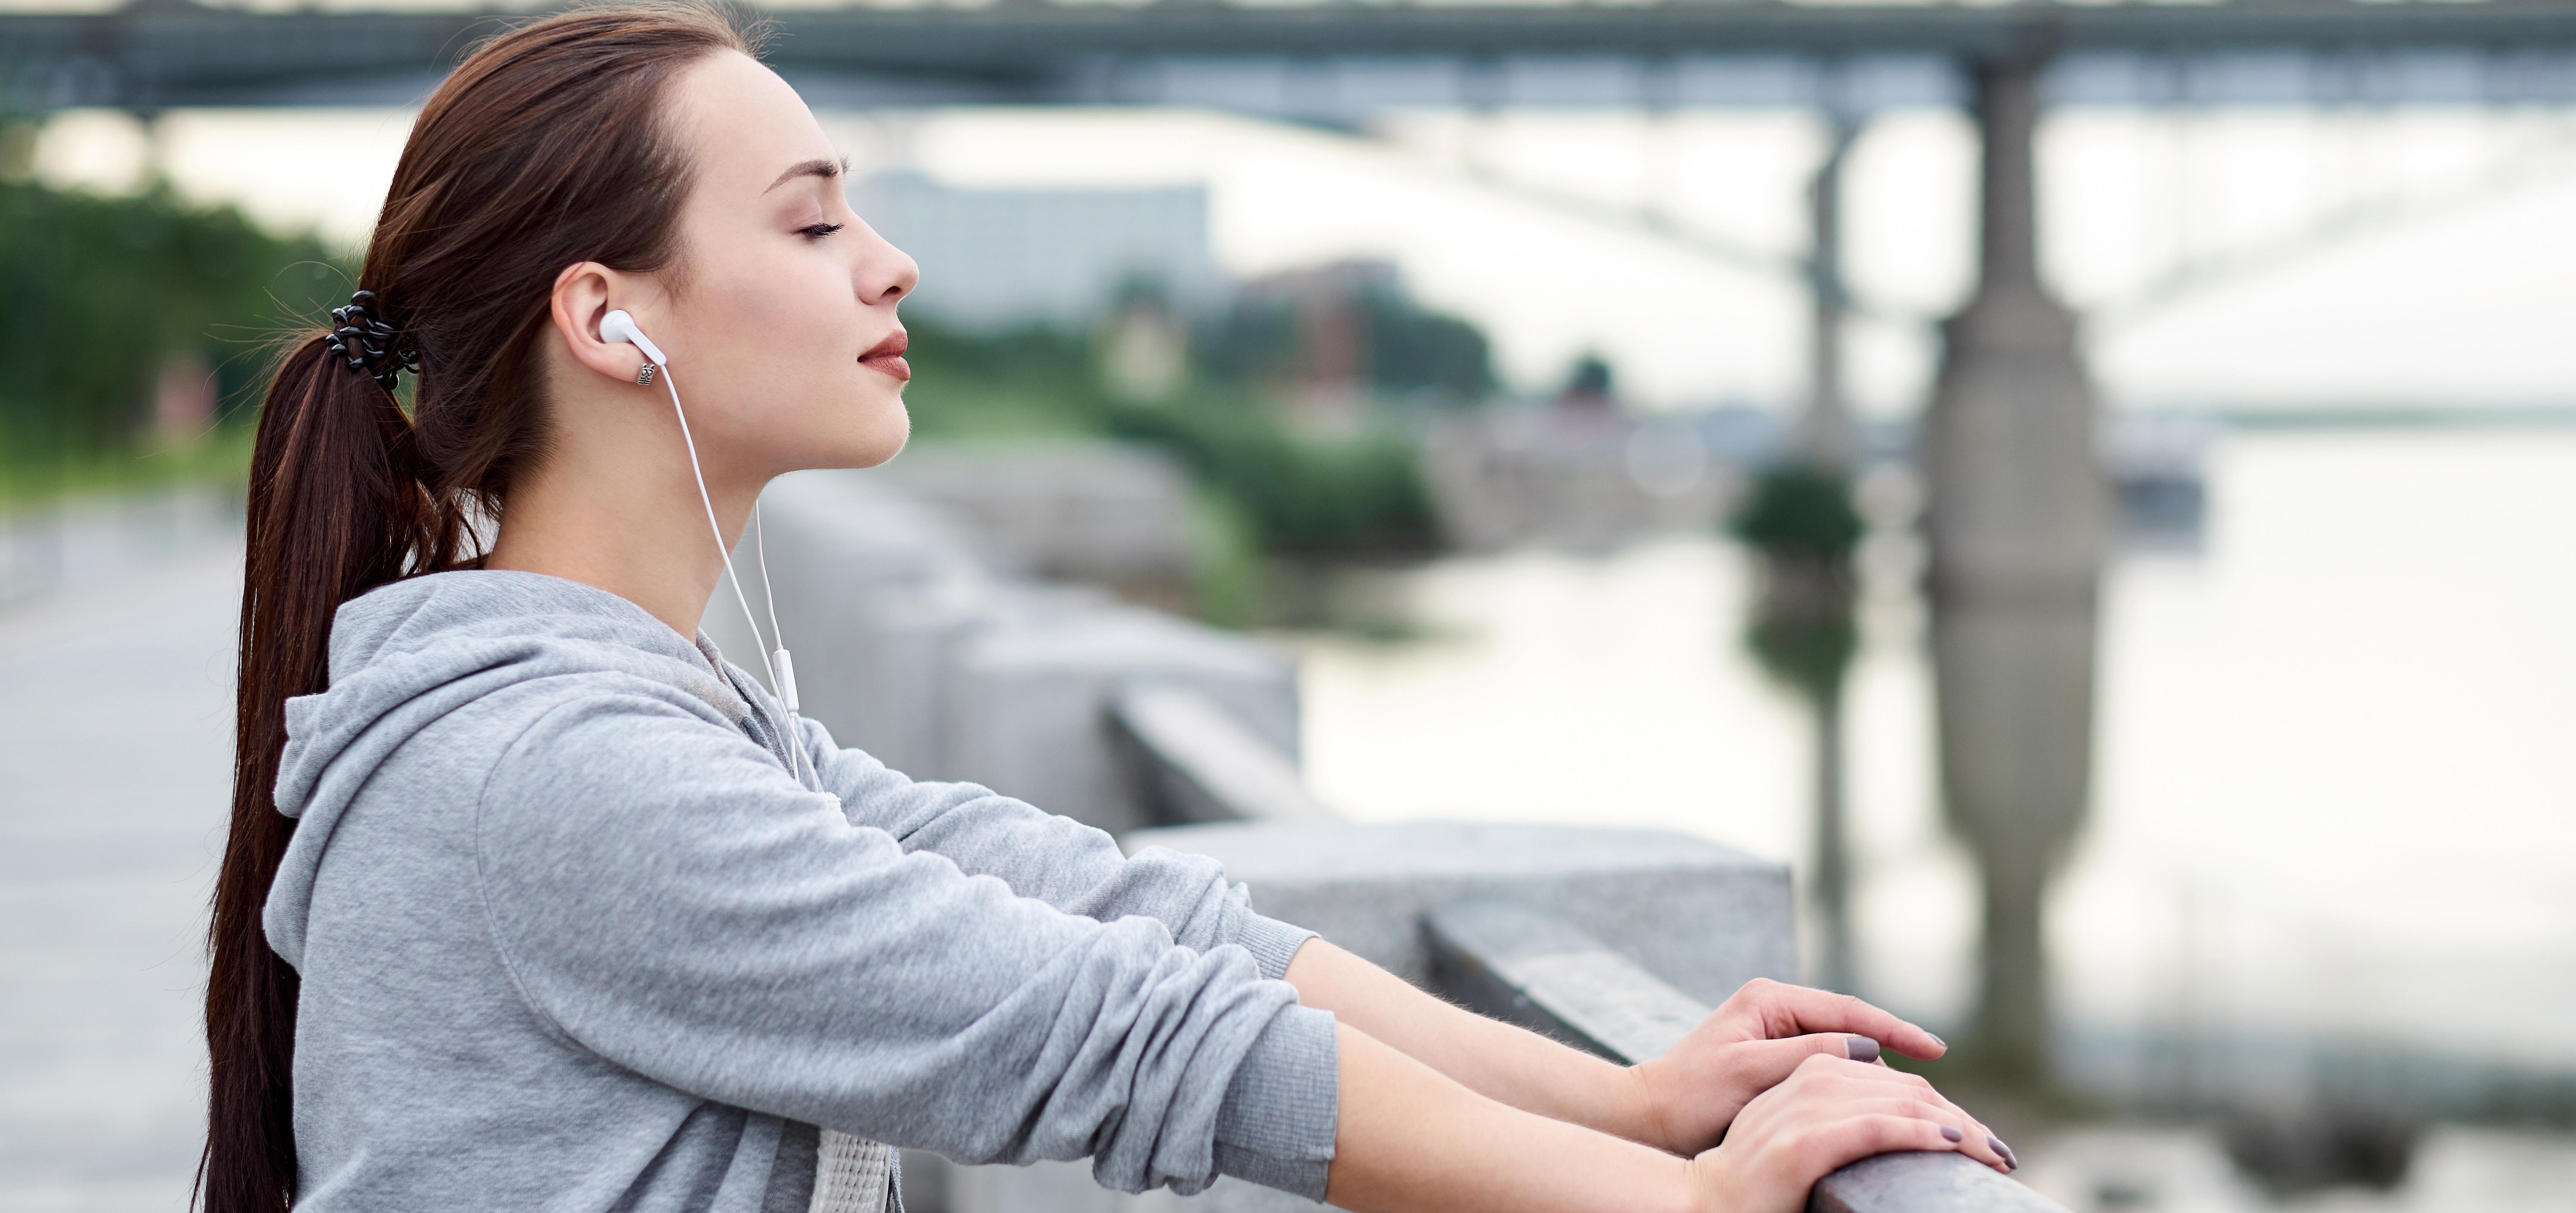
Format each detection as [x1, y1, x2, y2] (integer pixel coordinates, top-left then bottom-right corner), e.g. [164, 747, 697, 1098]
[1669, 1149, 1715, 1213]
[1619, 1061, 1679, 1154]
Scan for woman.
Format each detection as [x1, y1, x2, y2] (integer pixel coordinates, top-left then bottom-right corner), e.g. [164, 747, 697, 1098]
[205, 6, 2012, 1212]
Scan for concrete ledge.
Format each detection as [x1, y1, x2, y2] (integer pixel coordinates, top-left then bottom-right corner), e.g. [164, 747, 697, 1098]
[1812, 1151, 2068, 1213]
[1125, 819, 1794, 1010]
[1111, 684, 1339, 825]
[1425, 898, 1715, 1062]
[947, 609, 1298, 834]
[951, 1165, 1325, 1213]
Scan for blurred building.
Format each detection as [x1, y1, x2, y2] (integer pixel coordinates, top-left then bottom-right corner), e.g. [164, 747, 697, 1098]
[851, 171, 1228, 330]
[1237, 261, 1386, 428]
[1201, 259, 1501, 430]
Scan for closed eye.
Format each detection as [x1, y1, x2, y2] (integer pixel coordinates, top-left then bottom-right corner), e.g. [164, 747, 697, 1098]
[800, 222, 845, 239]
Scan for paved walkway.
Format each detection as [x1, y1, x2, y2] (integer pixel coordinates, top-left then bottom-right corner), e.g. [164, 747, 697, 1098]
[1, 541, 242, 1213]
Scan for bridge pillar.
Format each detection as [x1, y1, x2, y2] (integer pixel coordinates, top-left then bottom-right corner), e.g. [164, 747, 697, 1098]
[1800, 81, 1862, 470]
[1794, 85, 1866, 1000]
[1921, 51, 2107, 1086]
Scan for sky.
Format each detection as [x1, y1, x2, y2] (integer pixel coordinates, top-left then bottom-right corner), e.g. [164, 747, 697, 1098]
[28, 97, 2576, 413]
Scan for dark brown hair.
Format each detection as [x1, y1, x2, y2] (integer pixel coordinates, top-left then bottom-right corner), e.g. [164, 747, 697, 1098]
[204, 6, 752, 1209]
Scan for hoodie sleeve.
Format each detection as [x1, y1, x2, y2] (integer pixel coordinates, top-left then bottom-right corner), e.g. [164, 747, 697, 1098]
[475, 690, 1338, 1198]
[793, 714, 1315, 982]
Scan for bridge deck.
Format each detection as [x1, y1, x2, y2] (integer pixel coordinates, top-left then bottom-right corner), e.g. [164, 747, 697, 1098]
[8, 0, 2576, 112]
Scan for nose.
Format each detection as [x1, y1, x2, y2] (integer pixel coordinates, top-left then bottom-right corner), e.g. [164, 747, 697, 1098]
[856, 221, 919, 308]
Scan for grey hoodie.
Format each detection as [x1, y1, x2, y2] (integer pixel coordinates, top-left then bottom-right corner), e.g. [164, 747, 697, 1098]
[264, 569, 1339, 1213]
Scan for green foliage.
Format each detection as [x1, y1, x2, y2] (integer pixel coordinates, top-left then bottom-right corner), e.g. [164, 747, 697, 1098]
[0, 179, 342, 457]
[1193, 299, 1293, 390]
[1106, 396, 1437, 558]
[1746, 610, 1858, 704]
[1184, 488, 1262, 631]
[899, 314, 1442, 566]
[1734, 461, 1865, 702]
[1367, 305, 1496, 401]
[1729, 461, 1865, 565]
[0, 425, 256, 507]
[899, 318, 1109, 440]
[1195, 284, 1496, 402]
[904, 319, 1098, 399]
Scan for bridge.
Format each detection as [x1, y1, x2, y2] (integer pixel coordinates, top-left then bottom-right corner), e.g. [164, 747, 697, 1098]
[6, 0, 2576, 113]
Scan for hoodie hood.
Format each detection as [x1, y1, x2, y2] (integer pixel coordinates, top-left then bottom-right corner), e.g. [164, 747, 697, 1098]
[264, 570, 761, 970]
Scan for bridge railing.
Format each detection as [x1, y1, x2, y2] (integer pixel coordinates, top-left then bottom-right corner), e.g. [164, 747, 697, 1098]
[735, 463, 2064, 1213]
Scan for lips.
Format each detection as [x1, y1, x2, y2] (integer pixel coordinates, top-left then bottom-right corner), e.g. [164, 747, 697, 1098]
[860, 330, 910, 382]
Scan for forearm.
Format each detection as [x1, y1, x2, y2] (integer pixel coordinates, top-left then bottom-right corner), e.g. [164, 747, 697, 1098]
[1325, 1022, 1691, 1213]
[811, 729, 1259, 957]
[1286, 938, 1667, 1151]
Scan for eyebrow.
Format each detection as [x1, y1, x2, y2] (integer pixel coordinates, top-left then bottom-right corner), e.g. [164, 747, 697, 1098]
[763, 156, 850, 195]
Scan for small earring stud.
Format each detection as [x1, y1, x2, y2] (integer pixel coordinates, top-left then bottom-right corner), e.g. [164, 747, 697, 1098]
[636, 363, 657, 387]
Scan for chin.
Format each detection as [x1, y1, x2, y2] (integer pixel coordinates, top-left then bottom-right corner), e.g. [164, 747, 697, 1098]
[840, 406, 910, 470]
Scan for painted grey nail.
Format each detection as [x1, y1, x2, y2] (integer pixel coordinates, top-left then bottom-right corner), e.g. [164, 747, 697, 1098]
[1844, 1036, 1881, 1064]
[1940, 1126, 1964, 1143]
[1989, 1136, 2018, 1170]
[1925, 1032, 1946, 1048]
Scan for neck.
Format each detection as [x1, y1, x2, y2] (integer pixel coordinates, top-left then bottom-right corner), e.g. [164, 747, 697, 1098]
[486, 385, 758, 644]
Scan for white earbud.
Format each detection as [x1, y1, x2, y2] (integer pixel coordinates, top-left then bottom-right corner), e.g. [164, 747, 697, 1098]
[600, 309, 668, 366]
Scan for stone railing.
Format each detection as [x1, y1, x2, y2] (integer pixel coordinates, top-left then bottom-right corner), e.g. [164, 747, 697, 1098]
[735, 460, 2065, 1213]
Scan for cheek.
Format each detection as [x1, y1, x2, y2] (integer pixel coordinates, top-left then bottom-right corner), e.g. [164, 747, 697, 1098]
[695, 274, 834, 409]
[693, 249, 844, 380]
[746, 295, 809, 361]
[786, 280, 855, 376]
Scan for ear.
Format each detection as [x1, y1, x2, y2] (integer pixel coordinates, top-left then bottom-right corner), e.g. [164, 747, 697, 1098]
[550, 262, 653, 385]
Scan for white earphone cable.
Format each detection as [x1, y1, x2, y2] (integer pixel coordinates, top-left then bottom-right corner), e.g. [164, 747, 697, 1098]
[753, 503, 787, 666]
[748, 502, 816, 787]
[655, 362, 805, 778]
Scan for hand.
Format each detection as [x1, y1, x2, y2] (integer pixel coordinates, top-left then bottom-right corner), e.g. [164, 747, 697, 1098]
[1630, 978, 1959, 1155]
[1683, 1053, 2013, 1213]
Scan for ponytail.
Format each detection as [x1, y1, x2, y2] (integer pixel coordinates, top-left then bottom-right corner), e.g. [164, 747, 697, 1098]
[204, 330, 452, 1212]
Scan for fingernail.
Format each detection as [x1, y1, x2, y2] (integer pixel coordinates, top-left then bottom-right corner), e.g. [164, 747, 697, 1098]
[1940, 1126, 1963, 1143]
[1925, 1032, 1946, 1048]
[1844, 1036, 1881, 1064]
[1988, 1136, 2017, 1170]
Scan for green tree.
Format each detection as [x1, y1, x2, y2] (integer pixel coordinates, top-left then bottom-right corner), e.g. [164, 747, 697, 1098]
[0, 179, 341, 457]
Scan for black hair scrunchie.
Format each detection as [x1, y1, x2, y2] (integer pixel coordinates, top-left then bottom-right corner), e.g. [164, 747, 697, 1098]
[324, 289, 420, 392]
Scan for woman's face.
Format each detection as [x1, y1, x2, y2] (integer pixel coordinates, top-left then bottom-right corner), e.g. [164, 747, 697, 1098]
[653, 51, 919, 477]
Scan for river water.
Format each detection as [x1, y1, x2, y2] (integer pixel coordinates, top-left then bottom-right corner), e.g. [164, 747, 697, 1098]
[1278, 427, 2576, 1089]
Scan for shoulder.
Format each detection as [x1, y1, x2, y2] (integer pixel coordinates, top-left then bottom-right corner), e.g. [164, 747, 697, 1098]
[472, 684, 835, 890]
[483, 679, 774, 796]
